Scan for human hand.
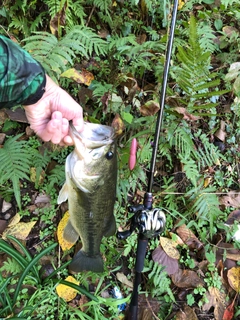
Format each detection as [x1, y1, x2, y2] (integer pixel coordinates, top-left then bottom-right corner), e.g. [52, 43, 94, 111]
[24, 75, 84, 145]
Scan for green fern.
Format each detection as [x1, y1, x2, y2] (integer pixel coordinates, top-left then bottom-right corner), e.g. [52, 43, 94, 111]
[187, 185, 222, 238]
[23, 27, 107, 80]
[0, 134, 31, 209]
[173, 14, 228, 115]
[0, 257, 22, 275]
[197, 21, 218, 53]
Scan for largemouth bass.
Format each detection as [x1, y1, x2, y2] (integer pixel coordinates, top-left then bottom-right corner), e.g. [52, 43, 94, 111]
[57, 122, 117, 273]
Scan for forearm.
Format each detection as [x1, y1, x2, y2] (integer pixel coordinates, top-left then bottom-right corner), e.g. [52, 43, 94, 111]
[0, 35, 46, 109]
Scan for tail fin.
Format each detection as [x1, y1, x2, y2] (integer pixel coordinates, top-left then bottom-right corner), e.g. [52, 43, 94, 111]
[69, 250, 104, 273]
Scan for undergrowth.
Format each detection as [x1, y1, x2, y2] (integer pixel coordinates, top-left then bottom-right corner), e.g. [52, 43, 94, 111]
[1, 0, 240, 319]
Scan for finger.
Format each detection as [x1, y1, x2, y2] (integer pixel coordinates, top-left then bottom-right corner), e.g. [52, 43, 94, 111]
[50, 119, 63, 144]
[61, 118, 69, 137]
[52, 110, 63, 120]
[62, 135, 74, 146]
[37, 119, 62, 143]
[72, 110, 84, 132]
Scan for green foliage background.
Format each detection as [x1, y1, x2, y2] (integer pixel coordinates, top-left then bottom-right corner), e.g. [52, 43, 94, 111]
[1, 0, 240, 319]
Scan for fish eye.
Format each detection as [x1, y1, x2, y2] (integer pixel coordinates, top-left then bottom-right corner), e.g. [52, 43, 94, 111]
[106, 151, 114, 160]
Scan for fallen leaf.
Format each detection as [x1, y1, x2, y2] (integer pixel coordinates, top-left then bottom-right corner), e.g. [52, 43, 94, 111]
[227, 267, 240, 292]
[61, 68, 94, 86]
[225, 209, 240, 225]
[56, 276, 79, 302]
[176, 224, 203, 251]
[222, 26, 239, 38]
[78, 294, 89, 312]
[175, 305, 198, 320]
[173, 107, 200, 121]
[116, 272, 133, 290]
[219, 192, 240, 208]
[2, 221, 36, 240]
[50, 1, 67, 36]
[152, 246, 179, 275]
[178, 0, 185, 10]
[226, 252, 240, 261]
[140, 100, 160, 116]
[30, 167, 45, 185]
[160, 236, 180, 259]
[0, 220, 7, 234]
[168, 232, 185, 245]
[215, 120, 226, 142]
[111, 113, 125, 136]
[223, 300, 235, 320]
[171, 269, 204, 288]
[57, 211, 76, 251]
[202, 287, 227, 320]
[8, 213, 21, 227]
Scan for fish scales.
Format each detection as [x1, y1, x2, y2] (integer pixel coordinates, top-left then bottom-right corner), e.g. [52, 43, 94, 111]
[58, 122, 117, 273]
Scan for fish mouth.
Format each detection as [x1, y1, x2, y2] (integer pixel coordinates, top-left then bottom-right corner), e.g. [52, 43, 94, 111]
[69, 121, 115, 148]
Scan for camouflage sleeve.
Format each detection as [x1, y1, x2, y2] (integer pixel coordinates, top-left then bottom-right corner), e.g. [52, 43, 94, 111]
[0, 35, 46, 109]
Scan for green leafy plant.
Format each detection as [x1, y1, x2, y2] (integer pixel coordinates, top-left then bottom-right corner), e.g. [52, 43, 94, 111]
[0, 134, 31, 209]
[23, 27, 107, 81]
[172, 14, 228, 115]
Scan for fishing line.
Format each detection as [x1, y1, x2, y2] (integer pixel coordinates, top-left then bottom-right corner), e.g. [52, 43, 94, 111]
[117, 1, 179, 319]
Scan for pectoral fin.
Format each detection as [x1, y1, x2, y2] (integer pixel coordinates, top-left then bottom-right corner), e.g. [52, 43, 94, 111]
[57, 182, 69, 204]
[63, 220, 79, 243]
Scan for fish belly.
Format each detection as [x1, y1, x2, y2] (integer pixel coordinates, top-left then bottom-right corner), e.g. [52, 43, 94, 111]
[67, 179, 116, 273]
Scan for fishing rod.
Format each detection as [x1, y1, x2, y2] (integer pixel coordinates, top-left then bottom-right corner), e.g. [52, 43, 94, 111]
[117, 0, 178, 319]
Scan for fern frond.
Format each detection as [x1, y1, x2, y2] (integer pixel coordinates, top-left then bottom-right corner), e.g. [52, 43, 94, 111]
[170, 125, 197, 159]
[180, 157, 199, 187]
[0, 134, 31, 209]
[31, 149, 51, 188]
[0, 257, 22, 275]
[174, 14, 228, 115]
[190, 187, 222, 238]
[23, 27, 106, 80]
[197, 22, 218, 53]
[66, 26, 107, 56]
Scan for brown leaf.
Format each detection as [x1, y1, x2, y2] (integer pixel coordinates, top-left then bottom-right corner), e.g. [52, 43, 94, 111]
[116, 272, 133, 290]
[225, 209, 240, 225]
[0, 220, 7, 234]
[140, 100, 160, 116]
[171, 269, 204, 288]
[175, 305, 198, 320]
[50, 2, 67, 36]
[160, 236, 180, 259]
[79, 294, 89, 312]
[227, 267, 240, 292]
[176, 224, 203, 251]
[152, 246, 179, 275]
[202, 287, 227, 320]
[219, 192, 240, 208]
[60, 68, 94, 86]
[215, 120, 227, 142]
[111, 113, 125, 136]
[222, 26, 239, 38]
[173, 107, 200, 121]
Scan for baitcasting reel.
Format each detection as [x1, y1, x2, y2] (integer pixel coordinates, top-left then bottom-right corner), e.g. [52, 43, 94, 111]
[117, 203, 166, 240]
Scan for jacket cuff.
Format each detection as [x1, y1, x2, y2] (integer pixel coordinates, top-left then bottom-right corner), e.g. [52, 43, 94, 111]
[23, 73, 47, 106]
